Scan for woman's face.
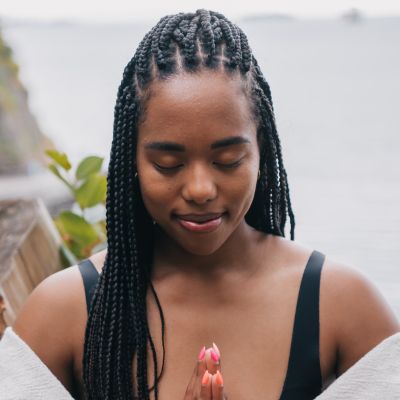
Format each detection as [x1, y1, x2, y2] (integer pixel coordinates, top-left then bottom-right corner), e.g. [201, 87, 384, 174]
[136, 69, 260, 255]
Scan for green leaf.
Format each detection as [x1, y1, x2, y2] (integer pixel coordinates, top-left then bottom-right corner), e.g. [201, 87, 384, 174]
[45, 149, 72, 171]
[75, 156, 104, 180]
[57, 211, 98, 247]
[58, 243, 78, 268]
[47, 164, 74, 191]
[93, 220, 107, 241]
[75, 174, 107, 209]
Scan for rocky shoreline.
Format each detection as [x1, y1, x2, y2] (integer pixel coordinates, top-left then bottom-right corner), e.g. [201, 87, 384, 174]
[0, 27, 54, 175]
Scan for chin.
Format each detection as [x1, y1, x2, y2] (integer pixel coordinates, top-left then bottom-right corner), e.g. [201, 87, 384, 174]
[174, 233, 228, 256]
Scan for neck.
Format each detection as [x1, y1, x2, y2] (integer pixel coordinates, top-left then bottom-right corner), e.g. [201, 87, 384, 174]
[151, 219, 270, 281]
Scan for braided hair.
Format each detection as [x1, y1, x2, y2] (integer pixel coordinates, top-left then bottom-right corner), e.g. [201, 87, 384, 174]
[82, 9, 295, 399]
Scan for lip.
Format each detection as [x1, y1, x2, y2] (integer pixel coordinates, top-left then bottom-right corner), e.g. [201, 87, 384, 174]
[174, 212, 226, 233]
[175, 212, 225, 223]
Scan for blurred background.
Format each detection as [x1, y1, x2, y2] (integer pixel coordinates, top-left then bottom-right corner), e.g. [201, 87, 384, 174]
[0, 1, 399, 316]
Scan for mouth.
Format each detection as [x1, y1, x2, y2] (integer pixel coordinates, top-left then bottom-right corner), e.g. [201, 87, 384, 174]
[173, 212, 226, 233]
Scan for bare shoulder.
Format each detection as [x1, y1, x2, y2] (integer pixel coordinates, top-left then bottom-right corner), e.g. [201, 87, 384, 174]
[12, 248, 108, 359]
[268, 237, 399, 376]
[10, 249, 106, 396]
[11, 263, 87, 394]
[320, 256, 400, 376]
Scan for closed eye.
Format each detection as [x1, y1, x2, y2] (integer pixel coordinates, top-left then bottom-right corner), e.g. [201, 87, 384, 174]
[214, 160, 243, 169]
[153, 163, 183, 172]
[153, 159, 243, 173]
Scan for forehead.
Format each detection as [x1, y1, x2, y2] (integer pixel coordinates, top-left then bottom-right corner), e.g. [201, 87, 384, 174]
[137, 70, 256, 146]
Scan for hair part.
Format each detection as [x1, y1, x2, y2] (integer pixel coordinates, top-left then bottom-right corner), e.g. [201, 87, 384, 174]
[83, 9, 295, 399]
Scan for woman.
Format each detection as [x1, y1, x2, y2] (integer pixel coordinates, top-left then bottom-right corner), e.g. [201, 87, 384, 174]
[11, 9, 399, 400]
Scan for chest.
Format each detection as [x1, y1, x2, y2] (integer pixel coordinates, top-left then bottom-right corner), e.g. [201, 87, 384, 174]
[140, 277, 336, 400]
[72, 272, 337, 399]
[148, 308, 286, 398]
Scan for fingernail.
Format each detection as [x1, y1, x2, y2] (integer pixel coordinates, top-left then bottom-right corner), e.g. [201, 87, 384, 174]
[202, 370, 210, 386]
[215, 370, 224, 386]
[212, 342, 220, 357]
[210, 348, 220, 363]
[198, 345, 206, 361]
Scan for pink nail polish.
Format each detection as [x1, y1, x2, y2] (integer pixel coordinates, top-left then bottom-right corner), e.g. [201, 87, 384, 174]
[212, 342, 220, 357]
[211, 348, 220, 363]
[202, 370, 210, 386]
[198, 345, 206, 361]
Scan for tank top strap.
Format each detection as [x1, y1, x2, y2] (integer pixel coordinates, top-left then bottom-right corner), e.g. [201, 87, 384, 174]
[78, 258, 100, 315]
[280, 250, 326, 399]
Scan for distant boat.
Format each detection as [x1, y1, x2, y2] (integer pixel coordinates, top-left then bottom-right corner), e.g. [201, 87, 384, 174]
[341, 8, 364, 23]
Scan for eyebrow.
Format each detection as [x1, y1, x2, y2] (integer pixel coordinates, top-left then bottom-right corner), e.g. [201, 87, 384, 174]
[144, 136, 251, 152]
[211, 136, 251, 149]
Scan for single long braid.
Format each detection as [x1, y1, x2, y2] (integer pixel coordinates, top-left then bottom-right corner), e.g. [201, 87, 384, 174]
[83, 9, 295, 400]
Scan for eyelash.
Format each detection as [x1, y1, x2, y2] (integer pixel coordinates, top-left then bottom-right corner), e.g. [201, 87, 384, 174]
[153, 164, 182, 173]
[217, 160, 243, 169]
[154, 160, 243, 173]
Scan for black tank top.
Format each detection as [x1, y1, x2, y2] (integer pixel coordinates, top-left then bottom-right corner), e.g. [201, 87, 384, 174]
[78, 250, 325, 400]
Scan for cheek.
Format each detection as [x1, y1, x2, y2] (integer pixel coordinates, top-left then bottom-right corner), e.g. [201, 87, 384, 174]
[227, 168, 258, 210]
[136, 152, 172, 216]
[228, 153, 260, 215]
[138, 175, 175, 218]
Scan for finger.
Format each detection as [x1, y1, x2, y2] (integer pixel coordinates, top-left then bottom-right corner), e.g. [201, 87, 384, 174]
[212, 342, 221, 359]
[186, 361, 201, 391]
[199, 370, 212, 400]
[196, 345, 207, 378]
[205, 345, 221, 375]
[185, 346, 207, 396]
[211, 371, 225, 400]
[184, 365, 197, 399]
[213, 342, 222, 368]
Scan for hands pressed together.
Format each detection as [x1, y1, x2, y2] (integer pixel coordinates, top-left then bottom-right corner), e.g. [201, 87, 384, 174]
[184, 343, 228, 400]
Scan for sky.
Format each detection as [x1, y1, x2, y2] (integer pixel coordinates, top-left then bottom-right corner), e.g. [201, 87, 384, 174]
[1, 0, 400, 22]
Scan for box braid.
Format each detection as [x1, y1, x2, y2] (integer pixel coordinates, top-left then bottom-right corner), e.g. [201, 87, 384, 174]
[82, 9, 295, 400]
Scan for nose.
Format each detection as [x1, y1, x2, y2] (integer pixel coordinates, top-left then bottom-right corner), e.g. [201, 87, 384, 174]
[181, 165, 217, 204]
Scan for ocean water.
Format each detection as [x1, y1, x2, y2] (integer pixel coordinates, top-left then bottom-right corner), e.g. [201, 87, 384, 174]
[3, 17, 400, 317]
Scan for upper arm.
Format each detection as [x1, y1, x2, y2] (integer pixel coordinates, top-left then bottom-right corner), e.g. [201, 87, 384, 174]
[12, 265, 86, 394]
[324, 260, 400, 377]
